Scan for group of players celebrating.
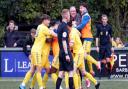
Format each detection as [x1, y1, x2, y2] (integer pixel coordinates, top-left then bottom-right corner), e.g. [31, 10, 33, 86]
[19, 2, 114, 89]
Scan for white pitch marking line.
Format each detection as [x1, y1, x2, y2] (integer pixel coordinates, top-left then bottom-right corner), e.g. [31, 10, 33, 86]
[0, 78, 128, 82]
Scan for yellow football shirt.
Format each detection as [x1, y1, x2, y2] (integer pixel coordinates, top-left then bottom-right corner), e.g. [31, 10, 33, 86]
[31, 24, 51, 53]
[69, 28, 84, 54]
[70, 28, 85, 69]
[42, 35, 52, 56]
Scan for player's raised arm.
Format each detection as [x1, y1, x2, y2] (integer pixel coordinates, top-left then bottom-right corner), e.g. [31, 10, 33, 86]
[76, 14, 90, 31]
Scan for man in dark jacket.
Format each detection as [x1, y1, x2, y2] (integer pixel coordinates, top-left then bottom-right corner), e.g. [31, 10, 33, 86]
[4, 20, 20, 47]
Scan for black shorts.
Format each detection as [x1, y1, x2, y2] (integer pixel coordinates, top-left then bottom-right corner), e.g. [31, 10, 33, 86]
[99, 44, 112, 60]
[59, 52, 73, 71]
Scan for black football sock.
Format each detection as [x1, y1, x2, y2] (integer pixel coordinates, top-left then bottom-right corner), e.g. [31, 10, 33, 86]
[69, 77, 74, 89]
[56, 77, 62, 89]
[107, 62, 111, 79]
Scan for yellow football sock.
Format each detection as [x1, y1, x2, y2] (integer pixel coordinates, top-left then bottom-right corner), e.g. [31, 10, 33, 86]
[86, 55, 98, 66]
[22, 71, 32, 85]
[78, 73, 82, 88]
[30, 73, 37, 88]
[51, 73, 58, 84]
[87, 61, 93, 73]
[65, 72, 69, 88]
[73, 73, 79, 89]
[36, 72, 43, 88]
[84, 72, 97, 85]
[42, 73, 49, 88]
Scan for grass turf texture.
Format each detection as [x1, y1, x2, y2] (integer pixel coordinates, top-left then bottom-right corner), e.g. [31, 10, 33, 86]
[0, 78, 128, 89]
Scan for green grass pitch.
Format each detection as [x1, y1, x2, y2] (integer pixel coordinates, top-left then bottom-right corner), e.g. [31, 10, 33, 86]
[0, 78, 128, 89]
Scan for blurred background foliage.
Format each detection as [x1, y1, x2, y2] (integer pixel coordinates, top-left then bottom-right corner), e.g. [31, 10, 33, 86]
[0, 0, 128, 45]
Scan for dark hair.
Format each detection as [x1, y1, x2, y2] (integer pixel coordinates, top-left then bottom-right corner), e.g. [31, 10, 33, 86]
[101, 14, 108, 18]
[50, 20, 60, 26]
[40, 14, 51, 21]
[9, 20, 15, 25]
[80, 2, 88, 8]
[67, 21, 72, 27]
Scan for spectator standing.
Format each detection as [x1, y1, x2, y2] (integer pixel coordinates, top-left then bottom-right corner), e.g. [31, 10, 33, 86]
[70, 6, 81, 27]
[4, 20, 20, 47]
[6, 20, 18, 31]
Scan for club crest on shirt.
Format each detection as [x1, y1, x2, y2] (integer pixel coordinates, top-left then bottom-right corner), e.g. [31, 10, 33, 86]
[106, 31, 108, 35]
[63, 32, 67, 37]
[100, 32, 103, 35]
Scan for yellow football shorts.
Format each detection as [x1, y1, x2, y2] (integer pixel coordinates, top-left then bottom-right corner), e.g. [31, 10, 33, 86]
[73, 53, 85, 69]
[83, 40, 92, 53]
[41, 54, 50, 69]
[31, 52, 42, 66]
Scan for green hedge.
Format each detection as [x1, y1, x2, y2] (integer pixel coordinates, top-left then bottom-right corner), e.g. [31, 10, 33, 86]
[0, 26, 5, 47]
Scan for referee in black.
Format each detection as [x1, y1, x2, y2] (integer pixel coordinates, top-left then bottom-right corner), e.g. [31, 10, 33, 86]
[56, 9, 74, 89]
[96, 14, 114, 79]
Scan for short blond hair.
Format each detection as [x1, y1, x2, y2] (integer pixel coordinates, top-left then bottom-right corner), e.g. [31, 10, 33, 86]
[61, 9, 69, 18]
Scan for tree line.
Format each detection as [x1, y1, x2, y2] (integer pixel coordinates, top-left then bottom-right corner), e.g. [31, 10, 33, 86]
[0, 0, 128, 43]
